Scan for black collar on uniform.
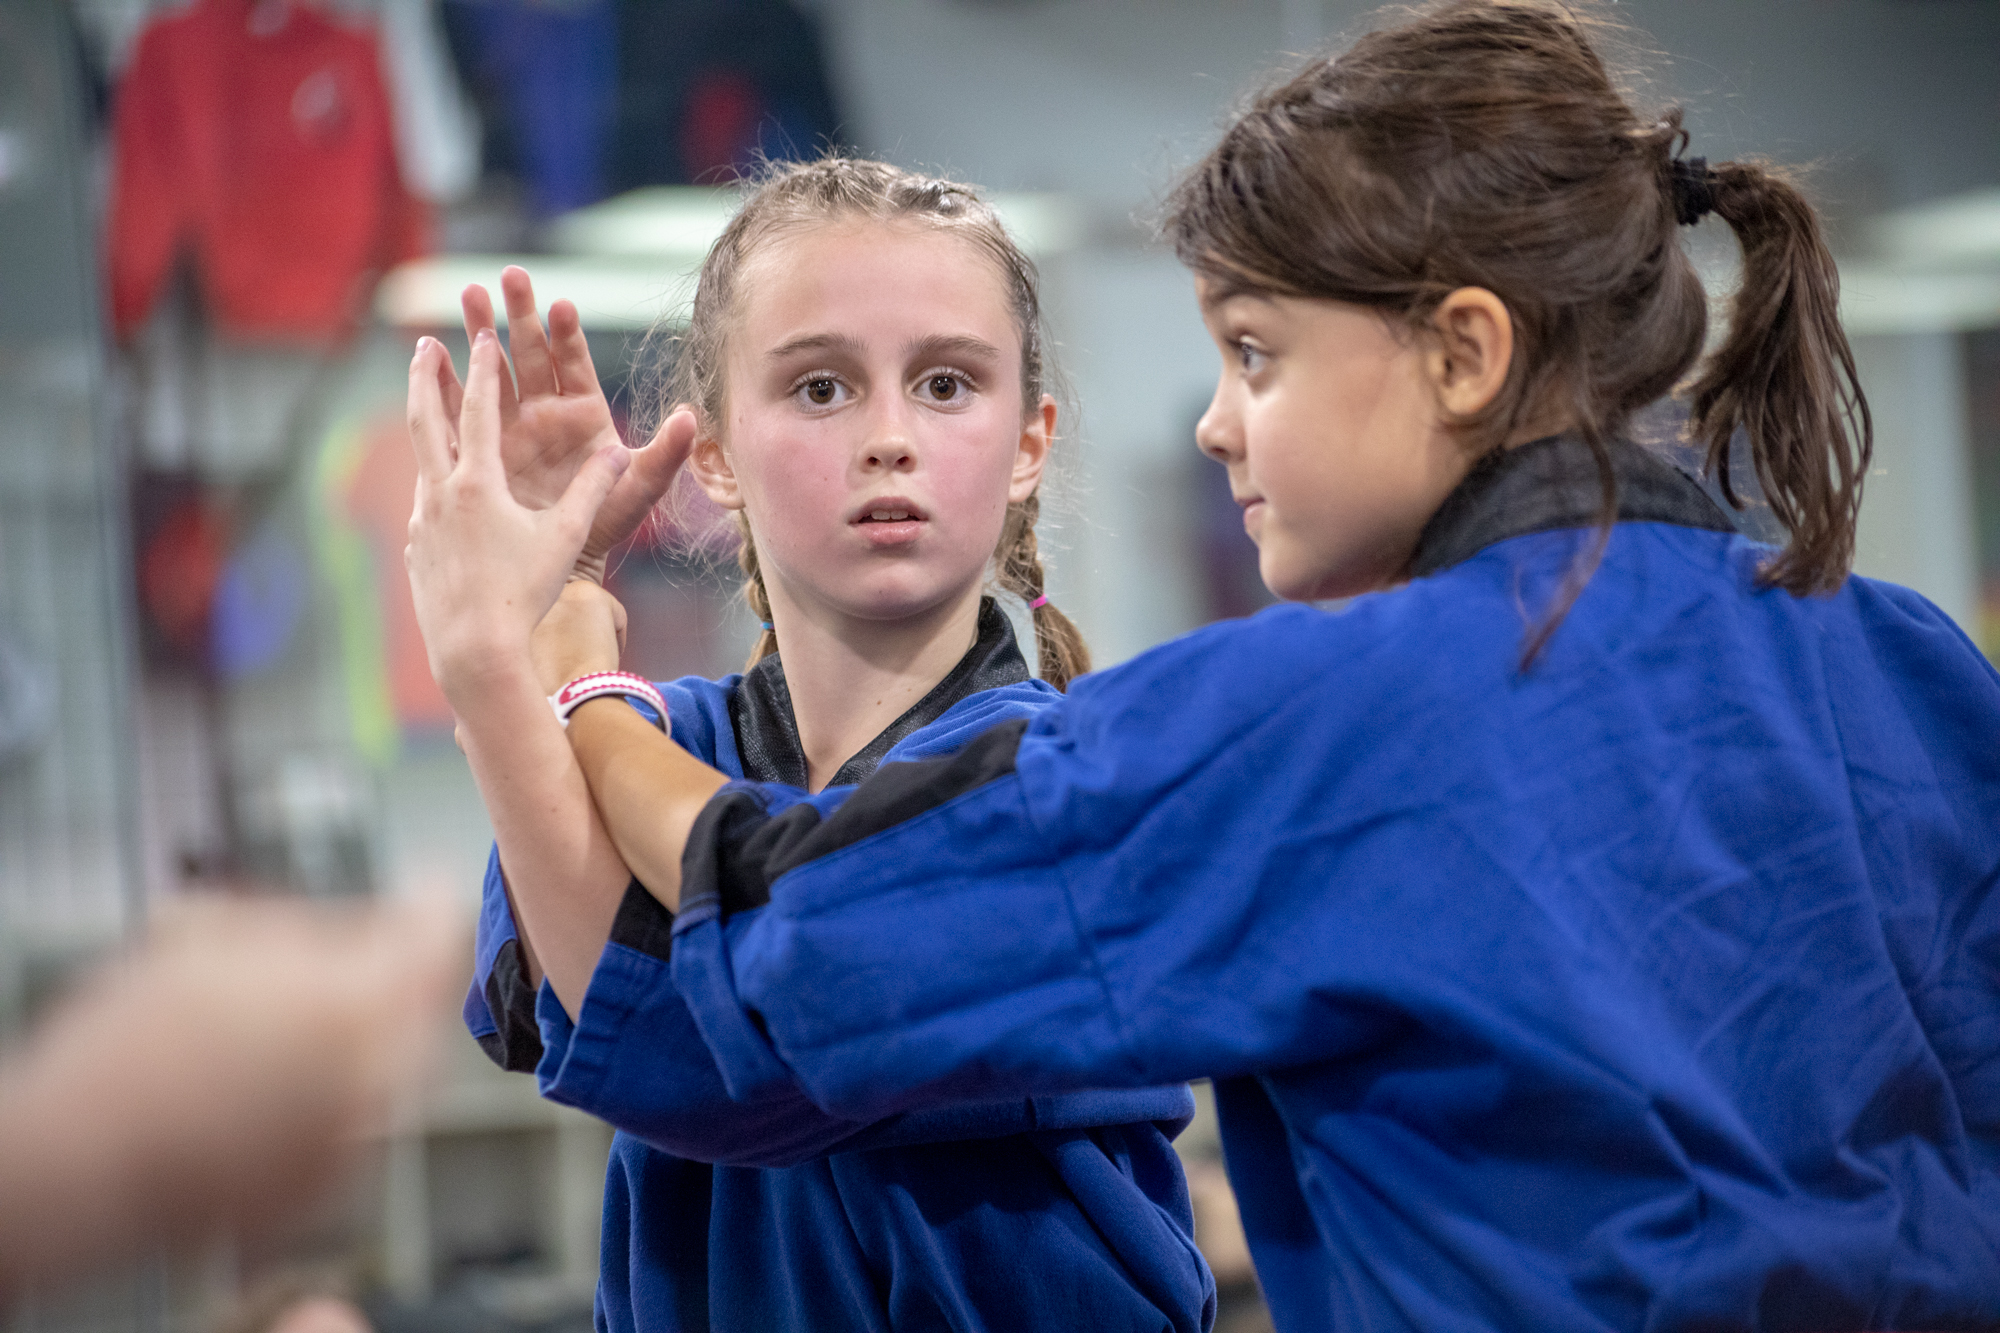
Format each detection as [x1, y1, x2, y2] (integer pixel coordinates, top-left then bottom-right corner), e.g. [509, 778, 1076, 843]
[1408, 433, 1737, 580]
[730, 595, 1032, 788]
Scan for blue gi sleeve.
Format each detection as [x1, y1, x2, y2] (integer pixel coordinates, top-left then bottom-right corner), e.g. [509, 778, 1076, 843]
[670, 601, 1434, 1120]
[530, 866, 888, 1167]
[464, 845, 540, 1072]
[536, 869, 1197, 1167]
[533, 684, 1202, 1165]
[670, 532, 2000, 1124]
[462, 676, 734, 1075]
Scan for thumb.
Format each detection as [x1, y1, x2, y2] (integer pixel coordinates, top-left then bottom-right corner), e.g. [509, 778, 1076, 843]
[628, 407, 697, 503]
[555, 442, 633, 540]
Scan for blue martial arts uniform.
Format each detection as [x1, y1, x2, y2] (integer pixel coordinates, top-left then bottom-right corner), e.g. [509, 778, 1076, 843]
[464, 599, 1215, 1333]
[665, 437, 2000, 1332]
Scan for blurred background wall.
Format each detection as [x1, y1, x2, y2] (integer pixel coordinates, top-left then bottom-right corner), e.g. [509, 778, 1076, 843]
[2, 2, 1996, 1331]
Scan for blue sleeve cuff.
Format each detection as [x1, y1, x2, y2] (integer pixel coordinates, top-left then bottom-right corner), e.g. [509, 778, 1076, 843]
[535, 951, 632, 1106]
[533, 978, 577, 1084]
[669, 898, 799, 1103]
[464, 844, 511, 1042]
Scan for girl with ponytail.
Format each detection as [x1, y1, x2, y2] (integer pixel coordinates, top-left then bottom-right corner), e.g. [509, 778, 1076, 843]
[408, 158, 1211, 1333]
[418, 3, 2000, 1327]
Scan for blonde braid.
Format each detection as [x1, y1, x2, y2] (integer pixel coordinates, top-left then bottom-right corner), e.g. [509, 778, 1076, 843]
[737, 516, 778, 668]
[994, 494, 1090, 690]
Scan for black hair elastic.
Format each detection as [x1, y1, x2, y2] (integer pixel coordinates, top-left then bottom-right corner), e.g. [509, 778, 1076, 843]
[1669, 156, 1718, 226]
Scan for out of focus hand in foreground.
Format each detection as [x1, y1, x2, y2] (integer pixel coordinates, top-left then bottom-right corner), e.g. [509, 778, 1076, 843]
[0, 895, 463, 1301]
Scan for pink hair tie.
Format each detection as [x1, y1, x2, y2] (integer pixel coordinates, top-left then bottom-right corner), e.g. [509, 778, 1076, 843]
[1028, 595, 1048, 610]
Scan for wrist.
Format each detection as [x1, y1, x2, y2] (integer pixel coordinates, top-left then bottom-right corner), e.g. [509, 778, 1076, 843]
[440, 652, 546, 727]
[533, 648, 620, 695]
[549, 671, 668, 731]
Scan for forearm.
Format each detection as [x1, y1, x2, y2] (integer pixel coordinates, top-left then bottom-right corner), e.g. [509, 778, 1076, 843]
[456, 661, 630, 1019]
[566, 697, 729, 912]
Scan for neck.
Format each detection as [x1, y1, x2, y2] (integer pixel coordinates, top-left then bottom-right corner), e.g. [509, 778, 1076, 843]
[760, 581, 985, 792]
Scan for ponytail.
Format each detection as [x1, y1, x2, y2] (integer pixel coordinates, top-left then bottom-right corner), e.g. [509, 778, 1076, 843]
[994, 494, 1090, 691]
[1687, 159, 1872, 594]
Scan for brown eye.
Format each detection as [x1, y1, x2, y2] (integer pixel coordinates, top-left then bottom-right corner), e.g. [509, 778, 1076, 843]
[805, 378, 838, 405]
[927, 375, 959, 401]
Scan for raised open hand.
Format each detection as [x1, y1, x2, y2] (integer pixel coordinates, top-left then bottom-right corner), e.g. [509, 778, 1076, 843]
[455, 266, 696, 584]
[406, 330, 632, 708]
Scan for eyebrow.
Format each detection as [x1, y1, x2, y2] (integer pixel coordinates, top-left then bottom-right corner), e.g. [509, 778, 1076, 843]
[903, 333, 1004, 365]
[1195, 260, 1285, 314]
[764, 331, 865, 363]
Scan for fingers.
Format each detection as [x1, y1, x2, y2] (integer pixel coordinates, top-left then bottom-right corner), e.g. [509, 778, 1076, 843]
[457, 330, 507, 481]
[433, 344, 464, 437]
[459, 283, 518, 421]
[645, 406, 701, 477]
[555, 442, 634, 543]
[406, 338, 456, 483]
[500, 266, 558, 400]
[624, 406, 699, 507]
[546, 298, 602, 400]
[459, 282, 496, 343]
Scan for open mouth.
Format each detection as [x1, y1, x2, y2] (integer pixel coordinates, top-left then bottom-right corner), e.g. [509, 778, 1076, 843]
[851, 497, 928, 545]
[851, 498, 928, 525]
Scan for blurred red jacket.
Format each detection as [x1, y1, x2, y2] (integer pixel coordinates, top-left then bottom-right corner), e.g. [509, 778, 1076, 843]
[108, 0, 429, 344]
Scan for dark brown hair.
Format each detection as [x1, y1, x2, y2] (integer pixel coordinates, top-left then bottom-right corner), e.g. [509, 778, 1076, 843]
[648, 155, 1090, 688]
[1164, 0, 1870, 657]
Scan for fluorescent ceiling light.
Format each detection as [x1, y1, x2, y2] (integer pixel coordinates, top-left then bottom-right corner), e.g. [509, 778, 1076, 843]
[546, 188, 738, 261]
[1834, 263, 2000, 336]
[547, 185, 1086, 260]
[379, 187, 1089, 331]
[1871, 188, 2000, 272]
[375, 255, 690, 331]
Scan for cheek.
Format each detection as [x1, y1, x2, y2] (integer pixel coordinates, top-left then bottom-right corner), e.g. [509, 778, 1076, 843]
[932, 414, 1026, 525]
[729, 425, 846, 549]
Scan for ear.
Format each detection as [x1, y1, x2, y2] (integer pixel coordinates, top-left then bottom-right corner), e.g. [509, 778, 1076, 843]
[1008, 394, 1057, 504]
[1423, 287, 1514, 421]
[684, 414, 744, 512]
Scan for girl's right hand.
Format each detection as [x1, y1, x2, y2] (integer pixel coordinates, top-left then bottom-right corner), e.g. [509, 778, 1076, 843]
[458, 267, 697, 584]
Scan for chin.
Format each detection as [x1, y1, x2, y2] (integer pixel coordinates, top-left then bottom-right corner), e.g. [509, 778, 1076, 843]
[844, 578, 974, 623]
[1265, 563, 1378, 604]
[1259, 552, 1329, 603]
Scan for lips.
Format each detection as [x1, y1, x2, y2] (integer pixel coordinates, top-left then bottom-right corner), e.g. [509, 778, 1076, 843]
[851, 496, 927, 546]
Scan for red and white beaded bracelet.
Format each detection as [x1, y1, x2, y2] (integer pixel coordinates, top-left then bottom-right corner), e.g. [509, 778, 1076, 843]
[549, 671, 669, 730]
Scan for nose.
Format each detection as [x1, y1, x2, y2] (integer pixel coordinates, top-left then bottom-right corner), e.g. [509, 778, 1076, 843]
[859, 397, 919, 474]
[1194, 379, 1239, 463]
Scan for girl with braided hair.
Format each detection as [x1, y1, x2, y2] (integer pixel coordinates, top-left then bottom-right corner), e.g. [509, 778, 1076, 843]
[409, 157, 1211, 1332]
[422, 1, 2000, 1326]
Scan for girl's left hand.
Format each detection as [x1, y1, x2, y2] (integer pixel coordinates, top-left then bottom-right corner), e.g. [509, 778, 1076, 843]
[406, 330, 630, 711]
[533, 581, 627, 696]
